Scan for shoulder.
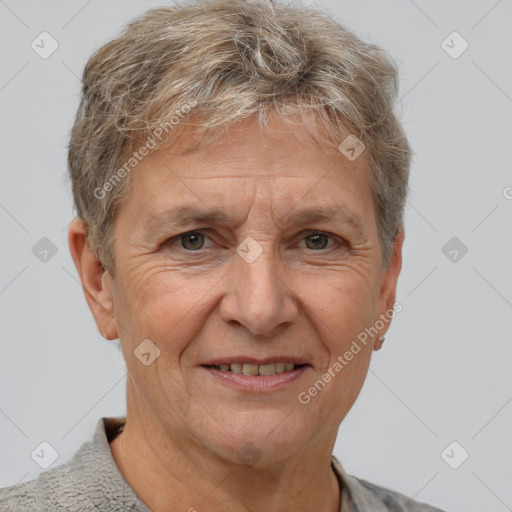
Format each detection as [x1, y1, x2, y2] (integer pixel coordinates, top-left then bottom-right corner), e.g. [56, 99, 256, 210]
[352, 475, 446, 511]
[0, 459, 76, 512]
[0, 416, 145, 512]
[0, 478, 38, 511]
[331, 456, 447, 512]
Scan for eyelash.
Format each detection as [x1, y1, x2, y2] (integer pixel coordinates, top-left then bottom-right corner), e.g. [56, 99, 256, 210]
[164, 229, 347, 253]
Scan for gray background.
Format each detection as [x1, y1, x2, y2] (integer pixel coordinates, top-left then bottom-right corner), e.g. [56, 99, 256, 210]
[0, 1, 511, 511]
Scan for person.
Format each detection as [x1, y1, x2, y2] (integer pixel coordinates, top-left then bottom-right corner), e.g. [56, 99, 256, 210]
[0, 0, 446, 510]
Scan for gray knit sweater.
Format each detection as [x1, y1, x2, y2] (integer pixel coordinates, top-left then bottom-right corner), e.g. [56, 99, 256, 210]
[0, 417, 446, 511]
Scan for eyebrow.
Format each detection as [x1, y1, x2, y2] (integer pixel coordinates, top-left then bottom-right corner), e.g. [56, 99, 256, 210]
[141, 203, 364, 236]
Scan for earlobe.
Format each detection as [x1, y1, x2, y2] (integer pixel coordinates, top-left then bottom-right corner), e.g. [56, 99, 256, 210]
[68, 218, 118, 340]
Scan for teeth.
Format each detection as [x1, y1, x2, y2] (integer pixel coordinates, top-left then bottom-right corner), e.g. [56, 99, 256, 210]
[213, 362, 302, 376]
[258, 363, 275, 376]
[230, 363, 243, 374]
[242, 363, 259, 376]
[275, 362, 285, 373]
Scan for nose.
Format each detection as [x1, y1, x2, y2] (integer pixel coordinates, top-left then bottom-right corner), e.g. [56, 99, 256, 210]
[219, 246, 299, 337]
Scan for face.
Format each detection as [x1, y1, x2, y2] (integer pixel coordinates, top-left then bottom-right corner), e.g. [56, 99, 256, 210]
[85, 114, 402, 465]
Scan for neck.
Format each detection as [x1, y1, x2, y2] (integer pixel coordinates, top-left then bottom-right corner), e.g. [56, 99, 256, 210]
[109, 394, 341, 512]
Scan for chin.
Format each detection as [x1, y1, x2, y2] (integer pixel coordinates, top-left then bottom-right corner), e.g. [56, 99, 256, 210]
[197, 408, 317, 467]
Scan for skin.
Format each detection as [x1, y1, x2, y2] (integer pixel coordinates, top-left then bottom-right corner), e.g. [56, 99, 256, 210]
[68, 113, 403, 512]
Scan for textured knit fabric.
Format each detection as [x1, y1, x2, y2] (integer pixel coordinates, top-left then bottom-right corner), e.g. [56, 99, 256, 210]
[0, 416, 446, 511]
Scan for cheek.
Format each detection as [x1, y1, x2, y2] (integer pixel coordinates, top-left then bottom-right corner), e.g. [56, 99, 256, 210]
[115, 262, 222, 354]
[300, 268, 379, 404]
[307, 268, 379, 338]
[332, 287, 377, 343]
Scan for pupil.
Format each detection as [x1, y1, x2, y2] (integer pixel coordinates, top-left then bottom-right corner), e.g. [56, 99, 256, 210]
[307, 233, 328, 250]
[182, 232, 204, 250]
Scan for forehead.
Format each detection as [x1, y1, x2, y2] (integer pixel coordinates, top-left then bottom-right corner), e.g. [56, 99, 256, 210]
[121, 114, 373, 225]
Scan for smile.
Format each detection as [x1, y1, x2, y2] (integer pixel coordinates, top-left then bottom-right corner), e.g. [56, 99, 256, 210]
[204, 362, 306, 376]
[200, 360, 310, 392]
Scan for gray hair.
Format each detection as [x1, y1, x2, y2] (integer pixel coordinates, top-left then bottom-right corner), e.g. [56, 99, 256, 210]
[67, 0, 412, 274]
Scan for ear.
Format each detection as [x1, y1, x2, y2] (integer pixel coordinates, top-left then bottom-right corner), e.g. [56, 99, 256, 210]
[68, 218, 118, 340]
[374, 229, 404, 350]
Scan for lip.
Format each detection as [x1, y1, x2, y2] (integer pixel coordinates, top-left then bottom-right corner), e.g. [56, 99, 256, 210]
[200, 364, 310, 392]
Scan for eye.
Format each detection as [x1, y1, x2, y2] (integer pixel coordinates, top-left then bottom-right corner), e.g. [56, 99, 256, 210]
[178, 231, 208, 250]
[301, 231, 339, 250]
[164, 229, 345, 254]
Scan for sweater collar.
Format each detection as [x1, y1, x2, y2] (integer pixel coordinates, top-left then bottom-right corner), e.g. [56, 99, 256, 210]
[69, 416, 150, 511]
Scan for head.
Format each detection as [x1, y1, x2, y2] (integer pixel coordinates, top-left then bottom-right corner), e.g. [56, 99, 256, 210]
[68, 0, 411, 466]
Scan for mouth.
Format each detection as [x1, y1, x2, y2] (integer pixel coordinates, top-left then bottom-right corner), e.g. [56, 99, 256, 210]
[203, 362, 308, 376]
[200, 359, 311, 392]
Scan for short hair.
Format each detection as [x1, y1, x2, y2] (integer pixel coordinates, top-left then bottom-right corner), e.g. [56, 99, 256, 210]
[67, 0, 412, 275]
